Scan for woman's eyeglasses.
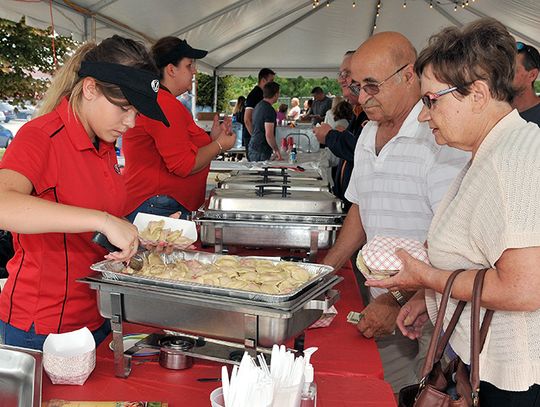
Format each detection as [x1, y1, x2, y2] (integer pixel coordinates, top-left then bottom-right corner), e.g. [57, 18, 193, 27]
[348, 63, 409, 97]
[421, 87, 458, 109]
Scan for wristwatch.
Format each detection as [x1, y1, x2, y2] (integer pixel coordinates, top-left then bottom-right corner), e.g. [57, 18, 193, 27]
[390, 290, 407, 307]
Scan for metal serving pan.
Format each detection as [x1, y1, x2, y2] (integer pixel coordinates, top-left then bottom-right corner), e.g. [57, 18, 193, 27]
[90, 250, 334, 304]
[82, 273, 341, 351]
[206, 188, 343, 215]
[198, 218, 341, 251]
[0, 345, 42, 407]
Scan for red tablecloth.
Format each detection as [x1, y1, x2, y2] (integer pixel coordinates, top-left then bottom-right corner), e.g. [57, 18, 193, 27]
[42, 249, 395, 406]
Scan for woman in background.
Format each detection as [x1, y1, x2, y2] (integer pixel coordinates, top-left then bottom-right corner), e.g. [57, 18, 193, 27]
[123, 37, 236, 222]
[276, 103, 288, 124]
[232, 95, 246, 125]
[288, 97, 301, 121]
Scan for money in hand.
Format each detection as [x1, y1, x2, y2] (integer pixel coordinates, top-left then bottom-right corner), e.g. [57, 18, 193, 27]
[347, 311, 364, 325]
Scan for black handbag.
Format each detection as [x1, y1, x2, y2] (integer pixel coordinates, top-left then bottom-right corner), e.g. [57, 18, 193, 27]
[398, 268, 494, 407]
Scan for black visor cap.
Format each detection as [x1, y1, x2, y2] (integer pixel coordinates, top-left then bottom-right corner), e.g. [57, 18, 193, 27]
[78, 61, 169, 127]
[156, 40, 208, 68]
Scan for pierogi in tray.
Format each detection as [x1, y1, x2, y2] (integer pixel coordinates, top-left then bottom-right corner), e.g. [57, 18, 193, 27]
[124, 253, 312, 294]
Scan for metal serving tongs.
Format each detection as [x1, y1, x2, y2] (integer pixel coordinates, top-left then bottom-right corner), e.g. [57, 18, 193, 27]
[92, 231, 144, 271]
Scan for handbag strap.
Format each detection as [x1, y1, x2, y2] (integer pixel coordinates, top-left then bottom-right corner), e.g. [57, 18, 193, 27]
[470, 268, 495, 406]
[420, 269, 466, 378]
[420, 269, 494, 381]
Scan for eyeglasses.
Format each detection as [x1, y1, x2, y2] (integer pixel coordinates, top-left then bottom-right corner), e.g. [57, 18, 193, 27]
[421, 87, 458, 109]
[337, 70, 350, 80]
[348, 63, 409, 97]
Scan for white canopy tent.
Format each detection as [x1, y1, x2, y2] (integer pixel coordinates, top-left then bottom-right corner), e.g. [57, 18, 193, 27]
[1, 0, 539, 79]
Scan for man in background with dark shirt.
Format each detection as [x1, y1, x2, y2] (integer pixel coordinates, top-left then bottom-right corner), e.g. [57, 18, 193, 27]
[248, 82, 281, 162]
[306, 87, 332, 124]
[512, 41, 540, 126]
[244, 68, 276, 157]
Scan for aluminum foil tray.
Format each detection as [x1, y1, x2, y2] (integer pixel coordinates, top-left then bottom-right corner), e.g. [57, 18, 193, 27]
[90, 250, 334, 304]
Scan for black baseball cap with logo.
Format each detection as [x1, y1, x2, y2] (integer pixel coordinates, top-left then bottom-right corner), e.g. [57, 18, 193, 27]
[78, 61, 170, 127]
[155, 39, 208, 69]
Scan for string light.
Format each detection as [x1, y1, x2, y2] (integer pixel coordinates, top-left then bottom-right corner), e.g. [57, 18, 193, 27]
[403, 1, 407, 8]
[326, 1, 329, 6]
[373, 0, 382, 31]
[352, 1, 356, 7]
[429, 0, 433, 8]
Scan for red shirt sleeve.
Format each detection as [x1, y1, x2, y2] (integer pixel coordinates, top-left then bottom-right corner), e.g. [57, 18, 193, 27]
[0, 122, 56, 194]
[143, 93, 209, 177]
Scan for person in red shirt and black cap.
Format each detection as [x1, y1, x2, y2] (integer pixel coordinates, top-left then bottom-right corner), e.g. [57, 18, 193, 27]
[123, 37, 236, 222]
[0, 35, 169, 351]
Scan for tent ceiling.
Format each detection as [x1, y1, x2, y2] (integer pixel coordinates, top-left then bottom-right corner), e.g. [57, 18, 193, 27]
[1, 0, 539, 78]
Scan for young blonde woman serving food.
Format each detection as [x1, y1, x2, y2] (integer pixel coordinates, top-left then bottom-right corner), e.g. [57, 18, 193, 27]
[0, 35, 169, 350]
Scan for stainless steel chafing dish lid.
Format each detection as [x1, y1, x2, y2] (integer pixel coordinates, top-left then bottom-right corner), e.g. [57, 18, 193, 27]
[218, 176, 329, 192]
[232, 169, 322, 180]
[205, 188, 343, 215]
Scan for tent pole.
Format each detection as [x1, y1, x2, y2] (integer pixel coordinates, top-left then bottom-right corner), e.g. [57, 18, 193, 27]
[191, 75, 197, 118]
[213, 71, 218, 112]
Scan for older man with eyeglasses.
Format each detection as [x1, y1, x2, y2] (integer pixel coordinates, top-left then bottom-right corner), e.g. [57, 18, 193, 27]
[512, 41, 540, 126]
[322, 31, 469, 396]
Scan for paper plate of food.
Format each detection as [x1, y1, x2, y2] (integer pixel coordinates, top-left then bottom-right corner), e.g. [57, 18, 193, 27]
[357, 236, 429, 280]
[134, 213, 197, 250]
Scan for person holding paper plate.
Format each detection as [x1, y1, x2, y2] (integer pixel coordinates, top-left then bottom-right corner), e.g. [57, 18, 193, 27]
[123, 37, 236, 222]
[0, 36, 169, 350]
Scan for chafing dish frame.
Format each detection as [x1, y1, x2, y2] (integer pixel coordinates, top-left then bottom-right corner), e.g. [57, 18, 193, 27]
[80, 273, 341, 378]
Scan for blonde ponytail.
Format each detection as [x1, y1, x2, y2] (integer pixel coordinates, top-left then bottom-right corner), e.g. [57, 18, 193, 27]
[37, 42, 97, 117]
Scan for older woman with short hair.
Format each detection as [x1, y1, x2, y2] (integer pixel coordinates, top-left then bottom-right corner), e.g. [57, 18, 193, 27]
[367, 18, 540, 406]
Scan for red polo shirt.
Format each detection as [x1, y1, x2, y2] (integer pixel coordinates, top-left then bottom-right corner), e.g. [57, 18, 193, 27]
[0, 97, 126, 335]
[122, 88, 212, 214]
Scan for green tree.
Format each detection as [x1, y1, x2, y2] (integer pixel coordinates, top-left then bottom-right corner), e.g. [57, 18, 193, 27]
[195, 72, 229, 111]
[219, 74, 341, 112]
[0, 17, 78, 105]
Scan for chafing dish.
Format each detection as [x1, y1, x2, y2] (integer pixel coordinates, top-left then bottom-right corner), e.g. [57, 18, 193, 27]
[197, 188, 344, 261]
[82, 251, 341, 378]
